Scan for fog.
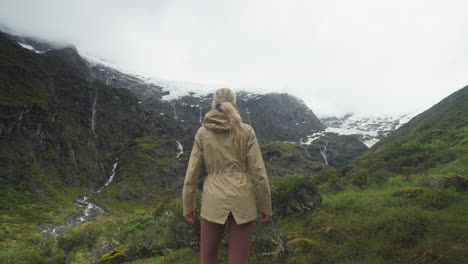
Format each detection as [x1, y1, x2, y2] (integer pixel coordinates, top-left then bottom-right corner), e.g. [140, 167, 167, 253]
[1, 0, 467, 116]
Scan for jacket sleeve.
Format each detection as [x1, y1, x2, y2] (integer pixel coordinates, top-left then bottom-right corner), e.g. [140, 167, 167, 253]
[182, 128, 204, 216]
[246, 127, 273, 216]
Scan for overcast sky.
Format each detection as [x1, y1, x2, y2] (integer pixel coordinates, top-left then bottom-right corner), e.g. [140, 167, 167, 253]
[1, 0, 467, 116]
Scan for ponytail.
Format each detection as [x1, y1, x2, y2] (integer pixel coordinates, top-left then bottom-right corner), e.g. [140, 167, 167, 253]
[212, 88, 246, 165]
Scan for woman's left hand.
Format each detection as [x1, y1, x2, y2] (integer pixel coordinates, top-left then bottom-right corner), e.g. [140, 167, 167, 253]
[260, 213, 270, 224]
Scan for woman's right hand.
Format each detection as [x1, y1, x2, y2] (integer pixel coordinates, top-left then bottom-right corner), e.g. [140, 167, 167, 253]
[260, 213, 270, 224]
[184, 210, 195, 225]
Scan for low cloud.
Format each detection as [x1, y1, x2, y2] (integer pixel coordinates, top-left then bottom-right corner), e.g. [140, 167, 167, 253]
[1, 0, 467, 116]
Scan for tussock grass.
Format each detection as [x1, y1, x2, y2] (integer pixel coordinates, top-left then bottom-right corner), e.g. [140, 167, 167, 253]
[1, 175, 466, 263]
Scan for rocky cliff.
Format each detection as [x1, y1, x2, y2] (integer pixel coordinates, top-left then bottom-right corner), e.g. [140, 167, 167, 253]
[0, 32, 188, 193]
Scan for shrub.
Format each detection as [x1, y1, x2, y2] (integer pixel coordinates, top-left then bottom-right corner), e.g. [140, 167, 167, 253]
[368, 208, 429, 249]
[368, 170, 395, 185]
[415, 187, 456, 209]
[251, 220, 283, 257]
[270, 175, 322, 217]
[160, 197, 201, 250]
[312, 169, 345, 193]
[58, 223, 103, 252]
[346, 168, 369, 188]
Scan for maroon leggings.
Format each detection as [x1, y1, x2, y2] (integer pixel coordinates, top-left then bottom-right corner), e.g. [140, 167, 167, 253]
[201, 213, 255, 264]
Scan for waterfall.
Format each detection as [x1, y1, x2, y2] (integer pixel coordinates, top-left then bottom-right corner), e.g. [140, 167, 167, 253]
[199, 107, 202, 124]
[176, 141, 183, 159]
[70, 149, 78, 170]
[105, 75, 115, 85]
[172, 103, 178, 119]
[39, 159, 119, 235]
[199, 96, 203, 124]
[320, 141, 329, 165]
[96, 161, 118, 193]
[300, 145, 311, 159]
[246, 107, 252, 125]
[91, 88, 98, 137]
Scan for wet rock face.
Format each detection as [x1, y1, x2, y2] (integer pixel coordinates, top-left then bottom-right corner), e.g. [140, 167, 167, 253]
[0, 32, 176, 190]
[145, 92, 326, 142]
[264, 150, 282, 161]
[45, 47, 93, 80]
[148, 92, 364, 168]
[302, 133, 369, 168]
[236, 92, 325, 141]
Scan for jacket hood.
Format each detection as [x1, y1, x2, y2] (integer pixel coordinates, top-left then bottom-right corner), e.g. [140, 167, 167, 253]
[203, 109, 231, 133]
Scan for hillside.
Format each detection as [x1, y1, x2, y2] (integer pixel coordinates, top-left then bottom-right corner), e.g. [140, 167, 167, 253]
[343, 86, 468, 186]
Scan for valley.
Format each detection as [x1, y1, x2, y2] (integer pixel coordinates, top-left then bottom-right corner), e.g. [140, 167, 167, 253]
[0, 31, 467, 264]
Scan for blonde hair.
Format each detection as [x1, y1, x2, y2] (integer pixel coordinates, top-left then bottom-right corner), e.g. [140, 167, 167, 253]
[212, 88, 246, 163]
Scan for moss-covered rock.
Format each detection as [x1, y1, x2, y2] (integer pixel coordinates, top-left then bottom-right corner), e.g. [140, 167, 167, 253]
[396, 187, 426, 198]
[426, 173, 467, 189]
[99, 245, 129, 263]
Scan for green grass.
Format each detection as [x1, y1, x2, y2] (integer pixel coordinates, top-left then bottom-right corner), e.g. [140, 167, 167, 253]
[0, 185, 85, 264]
[90, 175, 467, 264]
[1, 174, 466, 263]
[274, 176, 468, 264]
[0, 186, 83, 240]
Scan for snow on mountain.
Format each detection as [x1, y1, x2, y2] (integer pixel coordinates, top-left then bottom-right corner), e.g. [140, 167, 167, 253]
[81, 53, 147, 79]
[303, 112, 421, 147]
[81, 53, 220, 100]
[17, 42, 44, 54]
[152, 79, 220, 100]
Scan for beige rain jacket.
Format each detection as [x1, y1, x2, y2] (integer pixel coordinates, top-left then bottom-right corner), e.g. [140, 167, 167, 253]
[182, 109, 272, 224]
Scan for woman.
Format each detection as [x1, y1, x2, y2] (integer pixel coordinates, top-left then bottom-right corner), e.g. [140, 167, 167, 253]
[182, 88, 272, 264]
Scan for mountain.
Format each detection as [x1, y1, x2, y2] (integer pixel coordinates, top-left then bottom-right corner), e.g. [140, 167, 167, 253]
[5, 32, 372, 169]
[7, 33, 326, 141]
[343, 86, 468, 186]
